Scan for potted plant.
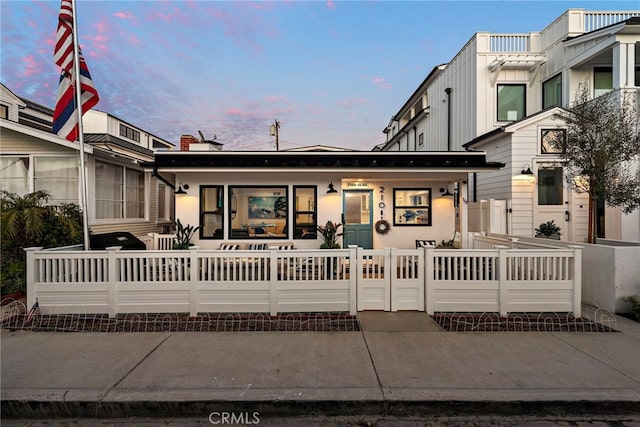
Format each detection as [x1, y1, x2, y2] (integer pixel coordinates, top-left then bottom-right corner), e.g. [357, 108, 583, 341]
[317, 220, 343, 249]
[535, 220, 561, 239]
[172, 219, 200, 249]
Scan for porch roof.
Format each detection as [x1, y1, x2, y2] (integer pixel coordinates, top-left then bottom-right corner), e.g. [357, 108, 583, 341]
[142, 150, 504, 172]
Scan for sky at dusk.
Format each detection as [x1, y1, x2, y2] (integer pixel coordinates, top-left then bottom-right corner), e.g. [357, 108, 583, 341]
[2, 1, 638, 150]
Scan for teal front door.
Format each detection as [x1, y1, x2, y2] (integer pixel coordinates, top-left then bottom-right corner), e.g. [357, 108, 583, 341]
[342, 190, 373, 249]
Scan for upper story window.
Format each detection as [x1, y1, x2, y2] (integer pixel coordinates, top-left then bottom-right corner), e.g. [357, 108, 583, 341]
[594, 67, 613, 97]
[119, 123, 140, 142]
[542, 74, 562, 109]
[95, 160, 145, 220]
[497, 84, 526, 122]
[393, 188, 431, 226]
[0, 104, 8, 120]
[541, 129, 565, 154]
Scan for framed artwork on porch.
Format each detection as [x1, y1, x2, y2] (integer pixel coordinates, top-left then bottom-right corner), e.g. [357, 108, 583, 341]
[248, 196, 287, 219]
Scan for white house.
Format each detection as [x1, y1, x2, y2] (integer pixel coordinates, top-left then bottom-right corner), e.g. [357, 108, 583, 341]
[0, 83, 175, 240]
[380, 9, 640, 242]
[142, 146, 503, 250]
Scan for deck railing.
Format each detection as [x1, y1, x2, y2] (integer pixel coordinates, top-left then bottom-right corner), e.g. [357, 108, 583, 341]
[25, 244, 581, 318]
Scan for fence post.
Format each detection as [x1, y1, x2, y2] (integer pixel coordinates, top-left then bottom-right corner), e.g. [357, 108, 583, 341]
[147, 233, 157, 250]
[385, 248, 392, 312]
[355, 246, 363, 311]
[106, 247, 120, 318]
[348, 246, 358, 315]
[568, 245, 582, 318]
[189, 248, 199, 317]
[269, 249, 278, 316]
[425, 247, 434, 315]
[497, 245, 508, 316]
[24, 247, 43, 310]
[509, 237, 519, 249]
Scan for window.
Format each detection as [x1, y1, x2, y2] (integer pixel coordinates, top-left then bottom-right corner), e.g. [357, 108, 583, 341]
[293, 186, 317, 239]
[418, 133, 424, 148]
[0, 104, 8, 120]
[228, 186, 287, 239]
[542, 74, 562, 109]
[393, 188, 431, 226]
[594, 67, 612, 97]
[541, 129, 566, 154]
[95, 160, 145, 220]
[0, 156, 29, 194]
[34, 157, 79, 204]
[0, 155, 78, 205]
[537, 166, 563, 205]
[497, 84, 526, 121]
[200, 186, 224, 239]
[119, 123, 140, 142]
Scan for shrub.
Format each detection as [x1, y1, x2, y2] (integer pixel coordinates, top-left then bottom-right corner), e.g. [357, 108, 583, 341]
[622, 296, 640, 322]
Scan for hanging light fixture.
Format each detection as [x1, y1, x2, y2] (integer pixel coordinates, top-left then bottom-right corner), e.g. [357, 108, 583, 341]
[327, 182, 338, 194]
[174, 183, 189, 195]
[440, 186, 454, 197]
[514, 165, 535, 183]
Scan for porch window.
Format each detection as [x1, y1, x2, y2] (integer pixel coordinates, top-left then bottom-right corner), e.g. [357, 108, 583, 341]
[542, 73, 562, 109]
[497, 84, 525, 121]
[393, 188, 431, 226]
[594, 67, 612, 97]
[95, 160, 145, 220]
[537, 166, 563, 205]
[293, 186, 317, 239]
[228, 186, 288, 239]
[0, 156, 29, 195]
[200, 185, 224, 239]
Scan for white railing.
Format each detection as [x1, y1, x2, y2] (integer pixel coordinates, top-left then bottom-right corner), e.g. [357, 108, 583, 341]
[25, 245, 581, 318]
[490, 34, 530, 52]
[584, 11, 639, 33]
[147, 233, 176, 250]
[472, 234, 563, 250]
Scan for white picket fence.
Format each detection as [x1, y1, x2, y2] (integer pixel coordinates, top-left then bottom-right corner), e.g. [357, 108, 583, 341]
[25, 244, 582, 317]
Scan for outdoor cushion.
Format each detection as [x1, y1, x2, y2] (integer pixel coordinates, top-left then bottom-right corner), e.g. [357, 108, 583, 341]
[220, 244, 240, 250]
[248, 243, 267, 250]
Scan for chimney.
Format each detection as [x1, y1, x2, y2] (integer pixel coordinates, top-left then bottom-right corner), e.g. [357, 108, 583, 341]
[180, 134, 199, 151]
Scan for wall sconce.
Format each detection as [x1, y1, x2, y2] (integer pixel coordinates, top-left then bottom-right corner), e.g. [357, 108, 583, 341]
[514, 165, 536, 183]
[327, 182, 338, 194]
[174, 183, 189, 195]
[440, 186, 454, 197]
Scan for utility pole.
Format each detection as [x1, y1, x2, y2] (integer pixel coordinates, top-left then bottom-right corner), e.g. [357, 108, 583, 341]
[270, 119, 280, 151]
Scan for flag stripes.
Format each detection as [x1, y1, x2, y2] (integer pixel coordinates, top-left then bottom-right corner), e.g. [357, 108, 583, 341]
[52, 0, 99, 142]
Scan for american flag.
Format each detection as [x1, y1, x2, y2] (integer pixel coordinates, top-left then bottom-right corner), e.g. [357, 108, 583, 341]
[52, 0, 99, 142]
[25, 300, 41, 324]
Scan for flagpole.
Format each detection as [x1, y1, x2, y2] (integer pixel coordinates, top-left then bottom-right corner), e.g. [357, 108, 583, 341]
[70, 0, 90, 251]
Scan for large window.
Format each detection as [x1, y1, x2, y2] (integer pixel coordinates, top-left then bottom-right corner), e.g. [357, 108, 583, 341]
[393, 188, 431, 226]
[542, 74, 562, 109]
[537, 166, 563, 205]
[0, 155, 78, 205]
[95, 160, 145, 220]
[200, 185, 224, 239]
[594, 67, 613, 97]
[228, 186, 287, 239]
[497, 84, 526, 121]
[293, 186, 317, 239]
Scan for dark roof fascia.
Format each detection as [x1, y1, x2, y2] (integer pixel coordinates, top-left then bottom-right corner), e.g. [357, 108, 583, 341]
[18, 97, 54, 116]
[143, 151, 504, 171]
[84, 133, 154, 157]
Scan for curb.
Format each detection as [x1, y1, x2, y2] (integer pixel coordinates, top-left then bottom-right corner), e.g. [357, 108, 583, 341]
[3, 399, 639, 420]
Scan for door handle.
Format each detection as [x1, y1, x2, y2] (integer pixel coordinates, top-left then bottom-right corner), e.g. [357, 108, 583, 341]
[565, 210, 570, 221]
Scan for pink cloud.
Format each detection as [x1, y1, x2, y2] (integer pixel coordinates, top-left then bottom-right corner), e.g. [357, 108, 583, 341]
[113, 11, 135, 21]
[339, 97, 369, 109]
[326, 1, 336, 10]
[364, 76, 392, 90]
[22, 55, 42, 77]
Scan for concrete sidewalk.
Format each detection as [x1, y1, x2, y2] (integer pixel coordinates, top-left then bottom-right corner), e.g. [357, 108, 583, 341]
[1, 312, 639, 420]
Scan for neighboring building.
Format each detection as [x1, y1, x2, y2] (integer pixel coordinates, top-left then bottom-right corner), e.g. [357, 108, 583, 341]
[380, 9, 640, 242]
[0, 83, 175, 239]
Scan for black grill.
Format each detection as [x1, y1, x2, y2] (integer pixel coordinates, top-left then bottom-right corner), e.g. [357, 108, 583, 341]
[90, 232, 147, 250]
